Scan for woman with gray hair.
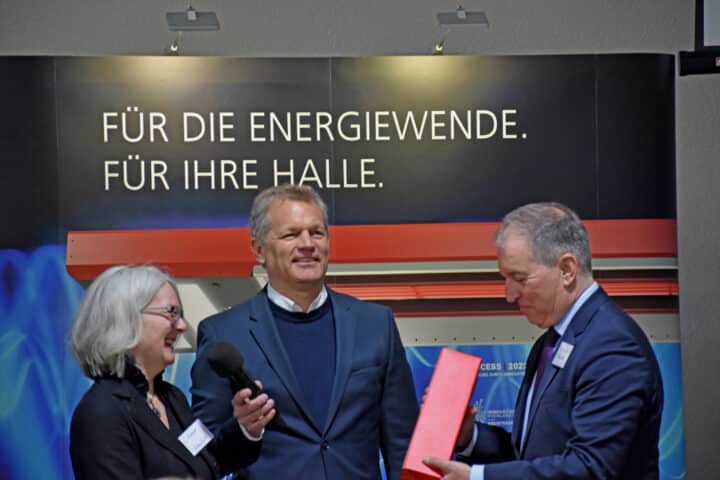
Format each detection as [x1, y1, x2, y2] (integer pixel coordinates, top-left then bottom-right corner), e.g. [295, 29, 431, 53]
[69, 265, 276, 479]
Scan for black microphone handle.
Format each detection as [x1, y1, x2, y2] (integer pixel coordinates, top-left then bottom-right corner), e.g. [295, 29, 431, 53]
[229, 370, 262, 397]
[229, 371, 288, 430]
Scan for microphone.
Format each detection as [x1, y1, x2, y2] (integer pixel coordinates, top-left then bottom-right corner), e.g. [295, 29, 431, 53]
[207, 342, 287, 430]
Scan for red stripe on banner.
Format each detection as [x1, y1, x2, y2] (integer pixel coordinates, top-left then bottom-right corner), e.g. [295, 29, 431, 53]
[66, 219, 676, 280]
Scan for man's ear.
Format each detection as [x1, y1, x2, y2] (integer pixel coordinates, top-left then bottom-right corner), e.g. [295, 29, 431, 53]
[251, 238, 265, 265]
[558, 253, 578, 287]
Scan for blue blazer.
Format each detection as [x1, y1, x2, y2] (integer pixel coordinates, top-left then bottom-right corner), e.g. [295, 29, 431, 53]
[191, 288, 419, 480]
[462, 287, 663, 480]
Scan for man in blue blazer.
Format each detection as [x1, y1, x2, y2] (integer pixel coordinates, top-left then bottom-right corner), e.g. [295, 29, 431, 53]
[191, 184, 418, 480]
[425, 202, 663, 480]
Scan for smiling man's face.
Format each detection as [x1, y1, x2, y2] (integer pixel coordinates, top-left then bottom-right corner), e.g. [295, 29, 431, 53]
[252, 199, 329, 298]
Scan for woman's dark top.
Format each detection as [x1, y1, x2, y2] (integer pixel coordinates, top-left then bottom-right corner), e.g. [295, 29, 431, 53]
[70, 365, 260, 479]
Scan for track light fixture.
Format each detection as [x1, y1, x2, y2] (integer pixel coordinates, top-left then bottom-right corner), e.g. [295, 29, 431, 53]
[164, 4, 220, 55]
[432, 3, 489, 54]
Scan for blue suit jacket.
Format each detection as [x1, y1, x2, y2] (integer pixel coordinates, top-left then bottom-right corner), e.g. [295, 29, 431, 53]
[462, 287, 663, 479]
[191, 288, 419, 480]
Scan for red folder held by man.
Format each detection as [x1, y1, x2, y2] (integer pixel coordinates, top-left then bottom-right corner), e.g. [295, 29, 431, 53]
[401, 348, 482, 480]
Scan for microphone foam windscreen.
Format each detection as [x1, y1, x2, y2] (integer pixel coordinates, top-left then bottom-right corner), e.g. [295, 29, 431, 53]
[206, 342, 245, 377]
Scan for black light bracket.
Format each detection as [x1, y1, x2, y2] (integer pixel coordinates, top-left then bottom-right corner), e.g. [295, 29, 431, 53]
[166, 5, 220, 31]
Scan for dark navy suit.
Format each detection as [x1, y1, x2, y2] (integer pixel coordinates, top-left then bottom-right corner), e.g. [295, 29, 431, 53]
[191, 288, 419, 480]
[461, 288, 663, 479]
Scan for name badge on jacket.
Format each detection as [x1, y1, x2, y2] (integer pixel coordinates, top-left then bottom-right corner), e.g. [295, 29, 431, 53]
[178, 419, 214, 456]
[552, 341, 574, 369]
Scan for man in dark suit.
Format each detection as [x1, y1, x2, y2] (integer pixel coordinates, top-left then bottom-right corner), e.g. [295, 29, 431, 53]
[191, 184, 419, 480]
[425, 202, 663, 480]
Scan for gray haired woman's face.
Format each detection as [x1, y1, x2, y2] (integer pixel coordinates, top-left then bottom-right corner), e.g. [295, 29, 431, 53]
[130, 282, 187, 380]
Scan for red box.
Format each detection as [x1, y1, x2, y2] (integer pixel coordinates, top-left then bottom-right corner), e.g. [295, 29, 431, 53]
[401, 348, 482, 480]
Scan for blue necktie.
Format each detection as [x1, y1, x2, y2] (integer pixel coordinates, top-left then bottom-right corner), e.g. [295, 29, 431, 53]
[533, 328, 560, 397]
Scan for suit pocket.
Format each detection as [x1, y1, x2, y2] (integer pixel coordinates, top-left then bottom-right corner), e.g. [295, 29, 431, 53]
[349, 363, 383, 376]
[338, 365, 385, 434]
[345, 365, 384, 401]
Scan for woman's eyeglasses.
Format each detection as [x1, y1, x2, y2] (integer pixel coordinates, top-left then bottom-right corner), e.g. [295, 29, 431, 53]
[142, 305, 184, 326]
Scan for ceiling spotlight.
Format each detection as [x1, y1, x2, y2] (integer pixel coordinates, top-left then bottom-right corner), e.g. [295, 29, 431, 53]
[437, 5, 489, 27]
[166, 37, 180, 56]
[166, 5, 220, 31]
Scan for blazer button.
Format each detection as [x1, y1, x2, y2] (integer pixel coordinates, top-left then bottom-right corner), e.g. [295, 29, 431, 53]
[321, 441, 329, 451]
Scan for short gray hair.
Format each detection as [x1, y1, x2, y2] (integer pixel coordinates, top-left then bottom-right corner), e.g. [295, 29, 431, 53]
[71, 265, 179, 378]
[249, 183, 329, 243]
[495, 202, 593, 275]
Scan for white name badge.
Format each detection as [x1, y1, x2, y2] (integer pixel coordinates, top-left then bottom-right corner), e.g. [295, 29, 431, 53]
[552, 341, 574, 369]
[178, 419, 214, 456]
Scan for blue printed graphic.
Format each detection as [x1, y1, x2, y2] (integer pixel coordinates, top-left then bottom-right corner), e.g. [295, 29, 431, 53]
[0, 246, 89, 480]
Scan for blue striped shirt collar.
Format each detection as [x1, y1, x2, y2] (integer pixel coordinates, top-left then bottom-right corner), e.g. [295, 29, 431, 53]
[553, 280, 599, 338]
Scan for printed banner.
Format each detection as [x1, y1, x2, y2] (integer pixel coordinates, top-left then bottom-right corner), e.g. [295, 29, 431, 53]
[0, 54, 676, 249]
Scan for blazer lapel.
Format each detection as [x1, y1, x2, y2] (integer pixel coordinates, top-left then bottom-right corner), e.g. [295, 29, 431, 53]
[520, 287, 609, 454]
[247, 292, 321, 433]
[123, 387, 200, 472]
[163, 387, 218, 475]
[522, 330, 564, 456]
[322, 290, 356, 435]
[513, 337, 542, 452]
